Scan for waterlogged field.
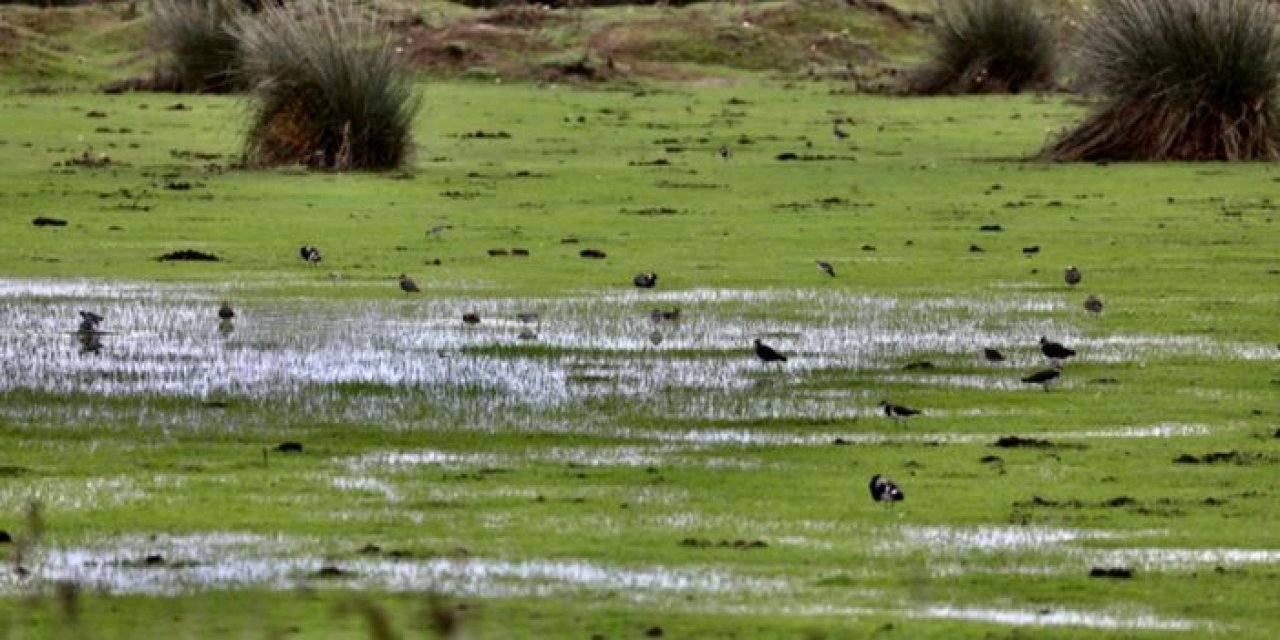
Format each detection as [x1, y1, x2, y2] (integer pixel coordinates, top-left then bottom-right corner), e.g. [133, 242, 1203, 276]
[0, 81, 1278, 638]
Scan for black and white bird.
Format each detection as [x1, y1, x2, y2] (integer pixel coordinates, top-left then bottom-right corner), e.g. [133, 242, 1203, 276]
[1084, 294, 1103, 315]
[869, 474, 904, 502]
[399, 274, 421, 293]
[983, 347, 1006, 362]
[217, 302, 236, 321]
[1021, 364, 1061, 391]
[1039, 336, 1076, 362]
[1064, 265, 1082, 287]
[299, 245, 322, 264]
[77, 310, 104, 333]
[753, 338, 787, 363]
[633, 272, 658, 288]
[878, 400, 921, 425]
[815, 260, 836, 277]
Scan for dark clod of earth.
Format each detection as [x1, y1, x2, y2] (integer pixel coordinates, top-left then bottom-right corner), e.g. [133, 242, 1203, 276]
[1090, 567, 1134, 579]
[579, 249, 607, 259]
[274, 442, 303, 453]
[993, 436, 1054, 448]
[0, 530, 10, 543]
[32, 216, 68, 227]
[979, 224, 1003, 232]
[644, 626, 664, 638]
[157, 249, 220, 262]
[314, 565, 351, 578]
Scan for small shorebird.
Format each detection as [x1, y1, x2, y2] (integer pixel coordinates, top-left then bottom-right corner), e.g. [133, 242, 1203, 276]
[815, 260, 836, 277]
[1084, 294, 1103, 315]
[1039, 336, 1076, 362]
[878, 400, 921, 425]
[299, 245, 322, 264]
[1064, 265, 1082, 287]
[753, 338, 787, 363]
[399, 274, 421, 293]
[869, 474, 904, 502]
[462, 312, 480, 325]
[217, 302, 235, 321]
[77, 311, 104, 333]
[1021, 364, 1061, 391]
[633, 272, 658, 288]
[718, 145, 731, 160]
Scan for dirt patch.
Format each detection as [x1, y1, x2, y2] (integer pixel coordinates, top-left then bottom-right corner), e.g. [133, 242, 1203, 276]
[993, 436, 1054, 448]
[1174, 451, 1271, 465]
[156, 249, 221, 262]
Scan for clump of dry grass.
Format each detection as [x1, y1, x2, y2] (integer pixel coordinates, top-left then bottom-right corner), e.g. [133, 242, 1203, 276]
[904, 0, 1056, 95]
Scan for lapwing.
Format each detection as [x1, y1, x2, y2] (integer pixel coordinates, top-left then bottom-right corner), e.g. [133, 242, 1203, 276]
[1064, 265, 1082, 287]
[299, 245, 322, 264]
[1084, 294, 1103, 315]
[462, 312, 480, 325]
[753, 338, 787, 363]
[399, 274, 421, 293]
[77, 310, 104, 333]
[633, 272, 658, 288]
[816, 260, 836, 277]
[983, 347, 1006, 362]
[217, 302, 235, 321]
[1039, 336, 1076, 362]
[1021, 364, 1061, 391]
[869, 474, 904, 502]
[878, 400, 921, 425]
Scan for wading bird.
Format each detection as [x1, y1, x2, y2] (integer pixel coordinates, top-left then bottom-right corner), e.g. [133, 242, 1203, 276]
[217, 302, 235, 321]
[878, 400, 921, 425]
[462, 312, 480, 325]
[633, 272, 658, 288]
[1084, 294, 1103, 315]
[399, 274, 421, 293]
[1021, 364, 1061, 391]
[77, 311, 104, 333]
[753, 338, 787, 363]
[1064, 265, 1082, 287]
[869, 474, 904, 502]
[816, 260, 836, 277]
[1039, 336, 1076, 362]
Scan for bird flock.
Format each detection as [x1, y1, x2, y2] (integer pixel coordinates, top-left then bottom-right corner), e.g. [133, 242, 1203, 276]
[71, 245, 1102, 506]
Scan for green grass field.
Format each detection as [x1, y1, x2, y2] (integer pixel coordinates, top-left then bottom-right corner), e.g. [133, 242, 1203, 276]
[1, 75, 1278, 639]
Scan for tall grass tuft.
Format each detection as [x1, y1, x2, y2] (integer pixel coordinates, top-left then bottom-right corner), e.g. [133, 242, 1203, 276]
[1045, 0, 1280, 161]
[905, 0, 1056, 95]
[150, 0, 246, 93]
[233, 0, 419, 170]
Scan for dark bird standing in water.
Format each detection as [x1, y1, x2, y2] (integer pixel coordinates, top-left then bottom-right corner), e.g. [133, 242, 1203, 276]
[1021, 364, 1061, 391]
[753, 338, 787, 363]
[1064, 265, 1082, 287]
[218, 302, 236, 321]
[983, 347, 1006, 362]
[462, 312, 480, 325]
[1039, 336, 1076, 362]
[78, 310, 104, 333]
[299, 245, 322, 264]
[869, 475, 904, 502]
[399, 274, 421, 293]
[633, 272, 658, 288]
[1084, 295, 1103, 315]
[816, 260, 836, 277]
[878, 400, 921, 425]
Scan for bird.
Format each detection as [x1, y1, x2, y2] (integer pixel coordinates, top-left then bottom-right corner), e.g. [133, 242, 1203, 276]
[878, 400, 921, 425]
[427, 224, 451, 237]
[815, 260, 836, 277]
[1084, 294, 1103, 315]
[869, 474, 904, 502]
[718, 145, 731, 160]
[983, 347, 1006, 362]
[1064, 265, 1082, 287]
[399, 274, 421, 293]
[77, 310, 104, 333]
[1039, 336, 1076, 362]
[832, 123, 850, 140]
[753, 338, 787, 363]
[299, 245, 322, 264]
[462, 312, 480, 325]
[1021, 364, 1061, 391]
[633, 272, 658, 288]
[217, 302, 235, 321]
